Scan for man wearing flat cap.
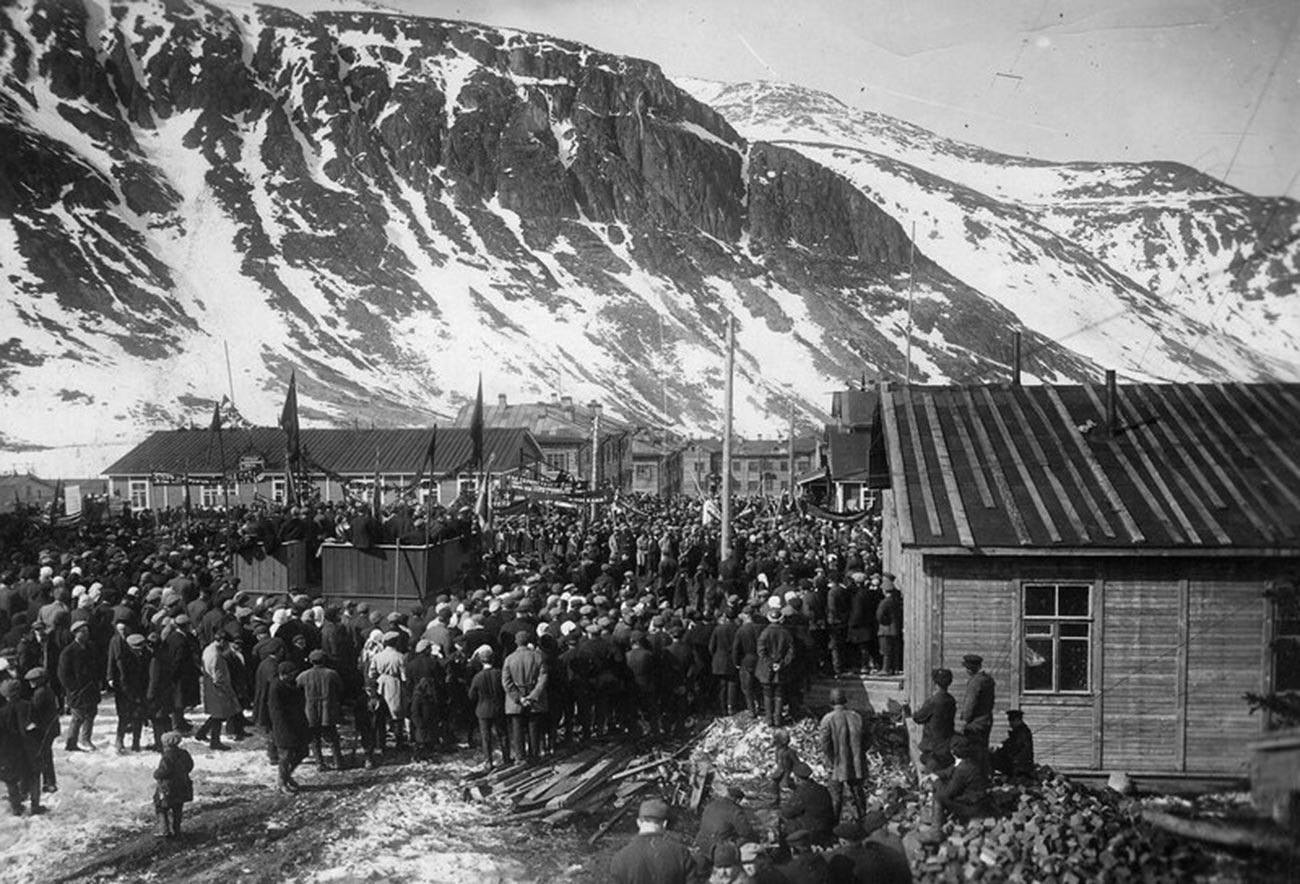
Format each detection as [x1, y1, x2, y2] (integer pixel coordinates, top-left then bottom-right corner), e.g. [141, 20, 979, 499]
[957, 654, 995, 778]
[58, 619, 100, 752]
[781, 761, 836, 847]
[268, 661, 309, 792]
[609, 797, 703, 884]
[695, 783, 756, 855]
[818, 688, 869, 824]
[298, 649, 345, 770]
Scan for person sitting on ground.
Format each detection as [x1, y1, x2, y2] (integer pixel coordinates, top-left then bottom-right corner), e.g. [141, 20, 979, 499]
[827, 813, 913, 884]
[778, 828, 831, 883]
[152, 731, 194, 838]
[780, 761, 837, 847]
[932, 736, 992, 825]
[695, 783, 756, 854]
[992, 709, 1035, 781]
[708, 842, 745, 884]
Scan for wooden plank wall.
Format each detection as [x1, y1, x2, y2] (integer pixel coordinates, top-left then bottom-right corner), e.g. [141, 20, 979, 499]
[1185, 564, 1268, 773]
[939, 574, 1016, 718]
[1101, 575, 1181, 771]
[231, 540, 308, 595]
[321, 544, 432, 607]
[1022, 700, 1094, 769]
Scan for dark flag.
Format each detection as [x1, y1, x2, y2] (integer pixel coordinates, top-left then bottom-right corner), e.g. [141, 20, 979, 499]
[372, 465, 383, 518]
[280, 372, 301, 462]
[210, 399, 223, 434]
[471, 375, 484, 470]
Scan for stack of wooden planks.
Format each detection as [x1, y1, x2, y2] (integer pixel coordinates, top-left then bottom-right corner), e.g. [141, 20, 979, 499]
[462, 732, 706, 831]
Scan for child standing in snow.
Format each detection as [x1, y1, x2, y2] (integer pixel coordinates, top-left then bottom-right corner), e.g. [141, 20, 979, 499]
[153, 731, 194, 838]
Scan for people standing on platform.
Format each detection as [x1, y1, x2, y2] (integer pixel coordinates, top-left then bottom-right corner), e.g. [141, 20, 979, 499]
[875, 575, 903, 676]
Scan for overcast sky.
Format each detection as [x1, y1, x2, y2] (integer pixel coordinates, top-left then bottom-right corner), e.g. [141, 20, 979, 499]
[390, 0, 1300, 199]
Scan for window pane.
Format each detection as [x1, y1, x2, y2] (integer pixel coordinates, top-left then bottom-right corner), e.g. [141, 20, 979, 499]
[1060, 622, 1090, 638]
[1025, 585, 1056, 617]
[1059, 638, 1090, 691]
[1059, 585, 1090, 617]
[1024, 637, 1054, 691]
[1025, 623, 1053, 636]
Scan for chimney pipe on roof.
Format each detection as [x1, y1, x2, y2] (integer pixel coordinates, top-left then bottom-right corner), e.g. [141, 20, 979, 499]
[1105, 370, 1117, 433]
[560, 395, 573, 408]
[498, 393, 507, 407]
[1012, 330, 1022, 387]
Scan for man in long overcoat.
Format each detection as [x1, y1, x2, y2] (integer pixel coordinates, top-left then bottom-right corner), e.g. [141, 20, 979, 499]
[502, 630, 548, 761]
[58, 620, 100, 751]
[756, 608, 795, 727]
[957, 654, 995, 778]
[268, 661, 309, 792]
[818, 687, 870, 822]
[298, 649, 345, 769]
[198, 634, 240, 749]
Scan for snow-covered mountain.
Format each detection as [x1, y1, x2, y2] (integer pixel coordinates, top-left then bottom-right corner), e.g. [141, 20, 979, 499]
[1, 0, 1296, 476]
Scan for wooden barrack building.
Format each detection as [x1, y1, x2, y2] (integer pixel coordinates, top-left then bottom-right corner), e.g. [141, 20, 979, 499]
[875, 381, 1300, 781]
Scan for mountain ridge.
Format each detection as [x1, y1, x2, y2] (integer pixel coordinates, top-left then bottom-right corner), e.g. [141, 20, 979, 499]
[1, 0, 1295, 478]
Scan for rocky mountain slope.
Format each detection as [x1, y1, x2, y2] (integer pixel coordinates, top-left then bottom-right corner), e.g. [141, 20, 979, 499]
[1, 0, 1296, 475]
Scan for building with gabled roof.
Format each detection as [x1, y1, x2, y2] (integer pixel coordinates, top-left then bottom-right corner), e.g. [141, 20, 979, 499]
[874, 380, 1300, 782]
[102, 427, 543, 510]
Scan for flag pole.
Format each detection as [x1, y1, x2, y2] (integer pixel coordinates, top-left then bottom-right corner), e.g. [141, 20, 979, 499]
[720, 314, 734, 562]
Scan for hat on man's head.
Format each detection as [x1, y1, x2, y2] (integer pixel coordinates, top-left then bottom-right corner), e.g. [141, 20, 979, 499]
[726, 785, 745, 801]
[932, 667, 953, 687]
[833, 821, 865, 842]
[787, 830, 812, 848]
[791, 760, 812, 779]
[962, 654, 983, 668]
[173, 614, 191, 626]
[24, 667, 47, 681]
[637, 798, 670, 822]
[739, 843, 763, 863]
[308, 649, 326, 664]
[1006, 708, 1024, 720]
[70, 620, 88, 632]
[828, 688, 846, 706]
[126, 633, 146, 648]
[277, 661, 299, 677]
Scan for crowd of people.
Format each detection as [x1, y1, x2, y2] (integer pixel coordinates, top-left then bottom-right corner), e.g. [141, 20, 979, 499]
[0, 491, 1031, 881]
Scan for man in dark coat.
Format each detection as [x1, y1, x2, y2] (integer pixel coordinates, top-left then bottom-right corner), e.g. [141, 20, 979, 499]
[731, 610, 762, 718]
[934, 736, 992, 824]
[0, 679, 41, 815]
[708, 610, 739, 715]
[609, 798, 704, 884]
[875, 575, 903, 676]
[146, 633, 175, 751]
[625, 633, 660, 737]
[502, 630, 548, 760]
[694, 785, 755, 854]
[24, 668, 59, 793]
[113, 633, 151, 752]
[818, 688, 869, 823]
[297, 650, 345, 770]
[781, 761, 837, 847]
[58, 620, 100, 751]
[165, 615, 201, 732]
[827, 816, 913, 884]
[957, 654, 995, 778]
[993, 709, 1035, 781]
[267, 661, 310, 792]
[756, 608, 795, 728]
[467, 646, 509, 768]
[405, 640, 444, 758]
[904, 668, 956, 772]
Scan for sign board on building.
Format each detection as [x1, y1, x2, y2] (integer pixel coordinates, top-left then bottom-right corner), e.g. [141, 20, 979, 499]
[65, 484, 82, 516]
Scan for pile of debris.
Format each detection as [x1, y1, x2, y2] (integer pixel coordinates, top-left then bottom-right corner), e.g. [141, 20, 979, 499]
[904, 770, 1296, 883]
[461, 733, 713, 840]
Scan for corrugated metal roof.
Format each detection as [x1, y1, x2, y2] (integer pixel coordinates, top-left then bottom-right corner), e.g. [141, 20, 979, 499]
[103, 427, 543, 476]
[881, 383, 1300, 551]
[451, 400, 635, 441]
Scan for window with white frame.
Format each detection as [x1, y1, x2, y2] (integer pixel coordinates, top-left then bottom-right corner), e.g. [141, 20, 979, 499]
[200, 485, 222, 508]
[545, 451, 571, 473]
[271, 478, 286, 503]
[129, 479, 148, 509]
[1023, 583, 1091, 693]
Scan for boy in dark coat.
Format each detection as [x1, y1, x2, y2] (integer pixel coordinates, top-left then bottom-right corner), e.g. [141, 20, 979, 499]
[25, 668, 59, 794]
[467, 647, 509, 769]
[152, 731, 194, 837]
[0, 679, 41, 815]
[904, 668, 956, 773]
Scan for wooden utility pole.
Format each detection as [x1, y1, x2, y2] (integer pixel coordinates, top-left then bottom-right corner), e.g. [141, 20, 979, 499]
[787, 403, 796, 497]
[904, 221, 916, 385]
[720, 315, 735, 561]
[1012, 330, 1022, 386]
[590, 402, 601, 520]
